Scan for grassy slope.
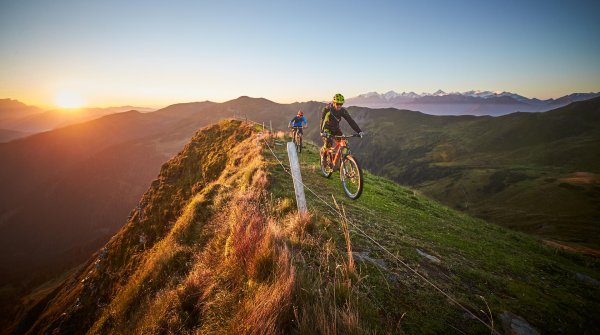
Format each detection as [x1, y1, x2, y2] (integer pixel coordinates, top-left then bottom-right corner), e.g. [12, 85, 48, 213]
[345, 98, 600, 250]
[266, 138, 599, 334]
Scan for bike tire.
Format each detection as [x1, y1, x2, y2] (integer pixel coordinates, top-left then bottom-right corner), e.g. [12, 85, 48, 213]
[296, 135, 302, 154]
[340, 155, 363, 199]
[320, 149, 333, 178]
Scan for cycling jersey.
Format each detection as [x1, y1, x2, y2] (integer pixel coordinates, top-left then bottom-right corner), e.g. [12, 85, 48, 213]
[320, 103, 362, 134]
[289, 115, 307, 128]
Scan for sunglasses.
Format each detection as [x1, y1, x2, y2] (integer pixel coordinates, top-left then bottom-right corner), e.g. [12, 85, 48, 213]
[334, 102, 343, 107]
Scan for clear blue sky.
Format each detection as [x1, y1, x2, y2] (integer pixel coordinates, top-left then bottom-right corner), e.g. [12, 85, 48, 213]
[1, 0, 599, 108]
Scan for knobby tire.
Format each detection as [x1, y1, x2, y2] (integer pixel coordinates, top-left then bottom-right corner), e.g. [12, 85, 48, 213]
[320, 149, 333, 178]
[340, 155, 363, 199]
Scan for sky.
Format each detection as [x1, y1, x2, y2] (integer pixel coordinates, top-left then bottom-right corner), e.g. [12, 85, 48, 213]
[1, 0, 599, 108]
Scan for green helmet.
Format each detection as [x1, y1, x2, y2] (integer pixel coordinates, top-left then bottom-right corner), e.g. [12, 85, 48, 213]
[333, 93, 345, 104]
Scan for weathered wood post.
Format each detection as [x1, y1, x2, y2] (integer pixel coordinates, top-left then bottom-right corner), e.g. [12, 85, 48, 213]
[287, 142, 307, 215]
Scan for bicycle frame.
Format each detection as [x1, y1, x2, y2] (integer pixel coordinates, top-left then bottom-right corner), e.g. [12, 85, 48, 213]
[291, 126, 303, 138]
[328, 138, 348, 167]
[325, 134, 357, 167]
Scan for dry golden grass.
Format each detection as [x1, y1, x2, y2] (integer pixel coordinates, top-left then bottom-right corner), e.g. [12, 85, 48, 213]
[36, 121, 378, 335]
[234, 246, 296, 335]
[333, 197, 355, 275]
[559, 171, 600, 184]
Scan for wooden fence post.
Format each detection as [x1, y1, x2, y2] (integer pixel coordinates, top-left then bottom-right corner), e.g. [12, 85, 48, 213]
[287, 142, 307, 215]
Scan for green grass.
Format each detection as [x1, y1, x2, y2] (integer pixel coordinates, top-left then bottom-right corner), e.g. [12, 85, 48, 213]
[265, 138, 600, 334]
[326, 99, 600, 251]
[416, 166, 600, 249]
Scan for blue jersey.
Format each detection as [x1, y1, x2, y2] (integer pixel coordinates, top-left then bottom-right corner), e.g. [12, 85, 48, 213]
[290, 115, 307, 127]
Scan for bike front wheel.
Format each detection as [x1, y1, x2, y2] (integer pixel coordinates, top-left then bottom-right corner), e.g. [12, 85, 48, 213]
[340, 155, 363, 199]
[296, 135, 302, 153]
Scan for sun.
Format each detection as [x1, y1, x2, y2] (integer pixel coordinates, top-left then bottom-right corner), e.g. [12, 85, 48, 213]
[54, 92, 85, 109]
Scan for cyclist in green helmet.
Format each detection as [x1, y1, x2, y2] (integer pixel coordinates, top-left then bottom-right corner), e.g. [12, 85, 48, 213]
[320, 93, 364, 150]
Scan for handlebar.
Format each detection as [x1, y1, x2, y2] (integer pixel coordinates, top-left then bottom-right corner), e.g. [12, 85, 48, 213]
[334, 134, 361, 139]
[321, 133, 364, 139]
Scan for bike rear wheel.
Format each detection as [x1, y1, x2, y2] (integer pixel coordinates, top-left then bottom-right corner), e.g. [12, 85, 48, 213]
[320, 149, 333, 178]
[340, 155, 363, 199]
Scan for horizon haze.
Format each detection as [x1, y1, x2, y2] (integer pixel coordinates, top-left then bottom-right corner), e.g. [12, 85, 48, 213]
[1, 0, 599, 108]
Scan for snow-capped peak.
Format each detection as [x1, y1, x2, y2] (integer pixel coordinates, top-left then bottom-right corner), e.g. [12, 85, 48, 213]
[382, 91, 400, 100]
[463, 90, 496, 98]
[351, 89, 532, 102]
[403, 91, 421, 98]
[359, 92, 380, 98]
[353, 91, 424, 101]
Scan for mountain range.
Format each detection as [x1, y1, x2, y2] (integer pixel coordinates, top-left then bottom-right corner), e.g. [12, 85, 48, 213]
[3, 90, 599, 143]
[346, 90, 600, 115]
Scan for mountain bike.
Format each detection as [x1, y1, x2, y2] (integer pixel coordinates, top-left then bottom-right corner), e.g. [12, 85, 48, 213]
[320, 133, 363, 199]
[290, 126, 305, 153]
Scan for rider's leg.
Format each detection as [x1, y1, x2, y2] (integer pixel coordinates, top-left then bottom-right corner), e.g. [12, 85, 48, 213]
[321, 129, 333, 152]
[321, 136, 329, 153]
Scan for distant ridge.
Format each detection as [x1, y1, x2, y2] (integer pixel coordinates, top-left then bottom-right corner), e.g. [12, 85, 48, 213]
[0, 99, 43, 121]
[0, 99, 157, 139]
[346, 90, 600, 115]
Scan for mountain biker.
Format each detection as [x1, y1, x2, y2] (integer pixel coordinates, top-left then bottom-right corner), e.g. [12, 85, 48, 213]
[289, 110, 307, 141]
[289, 110, 307, 133]
[320, 93, 364, 150]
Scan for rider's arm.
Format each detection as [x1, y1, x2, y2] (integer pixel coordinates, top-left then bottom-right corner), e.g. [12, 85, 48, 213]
[301, 116, 307, 126]
[320, 107, 327, 132]
[341, 108, 362, 133]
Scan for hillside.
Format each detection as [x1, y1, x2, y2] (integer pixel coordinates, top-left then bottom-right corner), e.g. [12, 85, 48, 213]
[2, 96, 598, 322]
[0, 97, 310, 307]
[0, 103, 231, 314]
[9, 120, 599, 334]
[0, 111, 181, 289]
[295, 98, 600, 253]
[0, 99, 43, 122]
[0, 128, 29, 142]
[0, 99, 157, 137]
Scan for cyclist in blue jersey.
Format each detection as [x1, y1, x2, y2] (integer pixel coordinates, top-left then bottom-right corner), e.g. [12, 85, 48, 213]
[289, 110, 307, 133]
[289, 110, 307, 145]
[289, 110, 307, 152]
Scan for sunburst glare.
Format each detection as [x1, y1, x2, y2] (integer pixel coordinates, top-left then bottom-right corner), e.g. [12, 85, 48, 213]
[55, 91, 85, 109]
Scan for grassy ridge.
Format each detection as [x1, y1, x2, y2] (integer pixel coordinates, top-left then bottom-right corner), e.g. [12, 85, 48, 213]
[13, 121, 394, 334]
[11, 120, 256, 334]
[266, 137, 599, 334]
